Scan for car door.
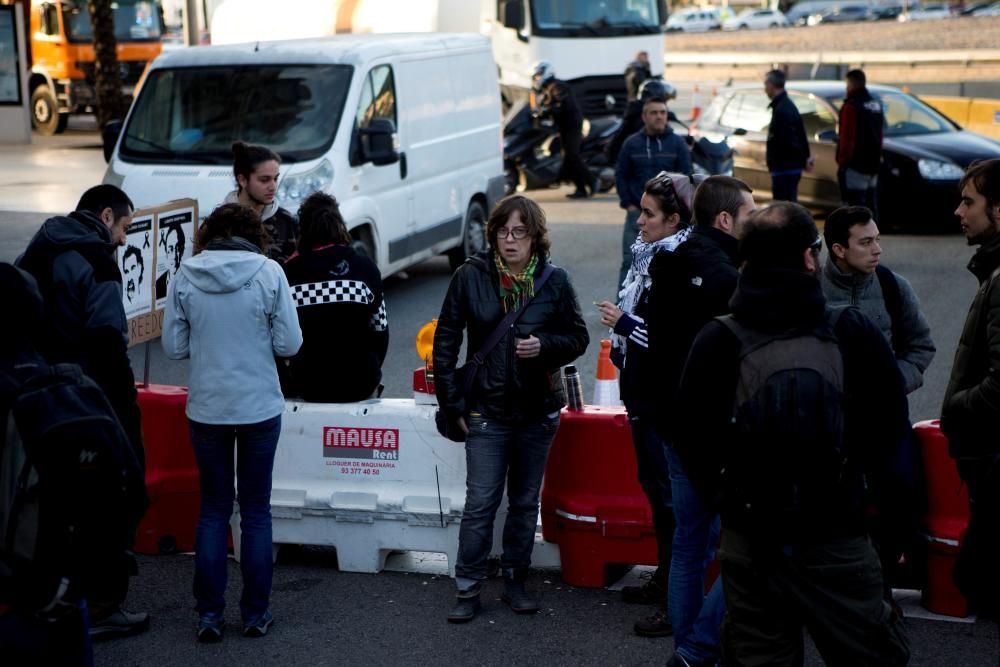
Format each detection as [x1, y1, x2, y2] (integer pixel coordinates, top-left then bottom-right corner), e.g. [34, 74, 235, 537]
[788, 92, 841, 207]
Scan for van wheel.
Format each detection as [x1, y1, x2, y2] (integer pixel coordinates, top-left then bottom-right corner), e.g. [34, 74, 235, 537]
[448, 201, 487, 271]
[351, 237, 374, 261]
[31, 85, 68, 135]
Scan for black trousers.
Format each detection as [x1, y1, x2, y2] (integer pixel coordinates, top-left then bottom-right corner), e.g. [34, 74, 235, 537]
[558, 127, 591, 193]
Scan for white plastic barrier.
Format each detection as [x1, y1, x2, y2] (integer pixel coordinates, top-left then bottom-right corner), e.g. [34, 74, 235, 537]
[231, 398, 559, 575]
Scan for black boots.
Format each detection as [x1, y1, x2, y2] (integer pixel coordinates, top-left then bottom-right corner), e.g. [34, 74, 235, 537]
[447, 584, 482, 623]
[500, 568, 540, 614]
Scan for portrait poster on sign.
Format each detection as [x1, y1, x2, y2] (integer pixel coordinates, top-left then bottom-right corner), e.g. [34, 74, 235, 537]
[121, 215, 155, 319]
[155, 207, 195, 309]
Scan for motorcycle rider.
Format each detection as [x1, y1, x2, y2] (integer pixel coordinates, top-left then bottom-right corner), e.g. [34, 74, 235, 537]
[608, 79, 678, 166]
[532, 61, 595, 199]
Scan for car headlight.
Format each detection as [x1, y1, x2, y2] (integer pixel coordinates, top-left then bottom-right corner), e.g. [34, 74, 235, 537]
[277, 159, 334, 208]
[917, 158, 964, 180]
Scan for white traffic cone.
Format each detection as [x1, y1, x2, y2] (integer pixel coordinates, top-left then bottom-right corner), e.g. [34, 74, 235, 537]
[592, 339, 621, 406]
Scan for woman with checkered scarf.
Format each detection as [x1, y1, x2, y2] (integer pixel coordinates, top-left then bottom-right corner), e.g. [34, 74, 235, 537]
[433, 194, 589, 624]
[595, 172, 694, 634]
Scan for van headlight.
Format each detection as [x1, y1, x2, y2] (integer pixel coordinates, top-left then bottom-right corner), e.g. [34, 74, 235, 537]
[277, 159, 334, 207]
[918, 158, 964, 181]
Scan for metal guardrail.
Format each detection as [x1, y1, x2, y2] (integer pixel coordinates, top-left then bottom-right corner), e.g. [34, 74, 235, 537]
[665, 49, 1000, 65]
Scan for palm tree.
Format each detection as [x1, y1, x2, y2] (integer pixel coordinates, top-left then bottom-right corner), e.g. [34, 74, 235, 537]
[88, 0, 126, 128]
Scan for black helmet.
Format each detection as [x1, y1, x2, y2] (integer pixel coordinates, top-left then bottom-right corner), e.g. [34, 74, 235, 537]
[638, 79, 677, 103]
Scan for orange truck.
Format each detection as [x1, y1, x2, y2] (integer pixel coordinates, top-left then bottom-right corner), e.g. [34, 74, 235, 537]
[2, 0, 163, 134]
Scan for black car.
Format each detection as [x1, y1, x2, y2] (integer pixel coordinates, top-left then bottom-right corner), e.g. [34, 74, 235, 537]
[690, 81, 1000, 229]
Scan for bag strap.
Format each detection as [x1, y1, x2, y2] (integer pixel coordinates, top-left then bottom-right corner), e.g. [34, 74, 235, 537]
[464, 263, 555, 385]
[875, 264, 903, 355]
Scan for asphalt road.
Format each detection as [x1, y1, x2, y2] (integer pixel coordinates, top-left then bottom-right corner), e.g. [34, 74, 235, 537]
[1, 130, 997, 665]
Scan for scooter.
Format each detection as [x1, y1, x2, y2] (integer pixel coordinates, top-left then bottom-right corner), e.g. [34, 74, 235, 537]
[503, 99, 619, 194]
[669, 115, 735, 178]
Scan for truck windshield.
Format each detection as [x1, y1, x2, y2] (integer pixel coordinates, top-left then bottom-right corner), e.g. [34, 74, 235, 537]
[119, 65, 353, 164]
[531, 0, 663, 36]
[63, 0, 163, 43]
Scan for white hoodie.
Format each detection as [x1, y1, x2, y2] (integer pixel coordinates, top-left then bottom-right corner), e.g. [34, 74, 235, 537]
[161, 248, 302, 424]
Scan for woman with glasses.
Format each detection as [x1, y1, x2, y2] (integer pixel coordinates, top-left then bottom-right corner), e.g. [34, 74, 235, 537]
[433, 194, 589, 623]
[596, 172, 695, 636]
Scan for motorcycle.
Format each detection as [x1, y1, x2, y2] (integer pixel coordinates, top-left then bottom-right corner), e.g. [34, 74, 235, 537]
[503, 99, 619, 194]
[669, 115, 735, 178]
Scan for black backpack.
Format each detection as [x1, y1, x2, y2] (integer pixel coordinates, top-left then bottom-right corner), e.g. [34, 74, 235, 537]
[717, 307, 860, 533]
[0, 356, 143, 617]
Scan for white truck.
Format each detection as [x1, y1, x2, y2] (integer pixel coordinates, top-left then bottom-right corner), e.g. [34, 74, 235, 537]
[209, 0, 668, 116]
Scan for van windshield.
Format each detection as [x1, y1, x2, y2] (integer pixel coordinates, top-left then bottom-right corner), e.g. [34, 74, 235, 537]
[63, 0, 163, 43]
[119, 65, 353, 164]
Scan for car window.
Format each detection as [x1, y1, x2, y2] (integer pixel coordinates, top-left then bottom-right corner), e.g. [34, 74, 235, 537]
[880, 92, 953, 135]
[789, 93, 837, 138]
[720, 91, 771, 132]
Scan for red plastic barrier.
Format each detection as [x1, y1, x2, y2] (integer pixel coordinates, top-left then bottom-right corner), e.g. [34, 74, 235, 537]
[541, 406, 658, 587]
[135, 384, 200, 555]
[913, 419, 970, 617]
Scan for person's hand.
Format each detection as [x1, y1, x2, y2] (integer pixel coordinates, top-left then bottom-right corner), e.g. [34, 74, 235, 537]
[456, 416, 468, 435]
[596, 301, 624, 328]
[515, 335, 542, 358]
[805, 156, 816, 172]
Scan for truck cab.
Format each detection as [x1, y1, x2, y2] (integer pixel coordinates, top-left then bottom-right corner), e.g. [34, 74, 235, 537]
[4, 0, 164, 134]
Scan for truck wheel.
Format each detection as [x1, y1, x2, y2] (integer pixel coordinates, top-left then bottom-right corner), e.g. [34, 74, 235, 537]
[447, 201, 487, 271]
[31, 85, 68, 135]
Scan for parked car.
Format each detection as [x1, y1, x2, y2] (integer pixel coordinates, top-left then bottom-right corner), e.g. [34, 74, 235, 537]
[688, 81, 1000, 230]
[809, 4, 874, 22]
[666, 7, 722, 32]
[722, 8, 790, 29]
[898, 3, 952, 20]
[872, 4, 905, 19]
[959, 1, 993, 14]
[787, 0, 834, 25]
[973, 1, 1000, 15]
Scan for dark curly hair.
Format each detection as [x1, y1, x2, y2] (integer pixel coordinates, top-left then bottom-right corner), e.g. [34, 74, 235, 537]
[643, 173, 692, 227]
[195, 203, 269, 254]
[297, 192, 351, 251]
[486, 195, 551, 258]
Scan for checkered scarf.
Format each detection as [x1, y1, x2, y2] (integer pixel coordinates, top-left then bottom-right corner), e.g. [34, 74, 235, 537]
[494, 252, 539, 312]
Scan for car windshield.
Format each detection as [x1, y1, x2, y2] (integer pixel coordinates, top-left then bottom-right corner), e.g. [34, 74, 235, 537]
[829, 91, 955, 136]
[531, 0, 662, 36]
[63, 0, 163, 43]
[119, 65, 353, 164]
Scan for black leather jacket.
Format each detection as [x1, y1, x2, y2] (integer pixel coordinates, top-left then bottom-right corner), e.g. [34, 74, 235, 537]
[433, 252, 589, 423]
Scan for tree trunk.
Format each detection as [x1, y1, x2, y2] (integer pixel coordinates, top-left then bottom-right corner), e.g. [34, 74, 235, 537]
[88, 0, 126, 128]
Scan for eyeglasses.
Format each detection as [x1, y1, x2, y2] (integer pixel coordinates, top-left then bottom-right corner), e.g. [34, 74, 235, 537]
[497, 227, 529, 240]
[808, 237, 823, 253]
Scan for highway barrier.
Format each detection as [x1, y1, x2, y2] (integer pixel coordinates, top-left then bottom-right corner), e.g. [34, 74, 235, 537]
[920, 95, 1000, 140]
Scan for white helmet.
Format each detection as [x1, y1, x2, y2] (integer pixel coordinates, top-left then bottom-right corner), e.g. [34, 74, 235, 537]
[531, 60, 556, 91]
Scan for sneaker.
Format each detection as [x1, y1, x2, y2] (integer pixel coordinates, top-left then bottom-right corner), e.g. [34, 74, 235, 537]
[242, 610, 274, 638]
[666, 652, 718, 667]
[89, 607, 150, 641]
[634, 608, 673, 637]
[621, 574, 667, 605]
[197, 615, 225, 643]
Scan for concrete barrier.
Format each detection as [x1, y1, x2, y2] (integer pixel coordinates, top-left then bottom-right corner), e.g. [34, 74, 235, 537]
[919, 95, 1000, 140]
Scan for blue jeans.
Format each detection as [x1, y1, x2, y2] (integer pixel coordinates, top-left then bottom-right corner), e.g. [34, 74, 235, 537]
[666, 443, 725, 664]
[455, 413, 560, 590]
[189, 415, 281, 622]
[619, 208, 642, 293]
[770, 170, 802, 203]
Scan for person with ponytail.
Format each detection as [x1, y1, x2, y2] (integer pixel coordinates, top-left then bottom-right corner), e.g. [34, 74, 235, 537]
[224, 141, 300, 262]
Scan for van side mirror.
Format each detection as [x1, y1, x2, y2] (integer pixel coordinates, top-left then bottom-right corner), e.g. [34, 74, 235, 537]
[500, 0, 525, 30]
[817, 129, 838, 143]
[102, 120, 123, 163]
[361, 118, 400, 166]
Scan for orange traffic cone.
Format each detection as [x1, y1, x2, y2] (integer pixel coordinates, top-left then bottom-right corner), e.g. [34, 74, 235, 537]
[689, 84, 702, 123]
[592, 339, 621, 406]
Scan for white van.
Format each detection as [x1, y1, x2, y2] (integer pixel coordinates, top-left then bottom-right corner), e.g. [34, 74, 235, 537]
[102, 33, 505, 275]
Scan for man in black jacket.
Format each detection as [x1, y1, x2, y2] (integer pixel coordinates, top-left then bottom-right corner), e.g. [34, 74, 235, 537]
[16, 184, 149, 640]
[533, 61, 594, 199]
[675, 202, 910, 666]
[645, 175, 755, 667]
[837, 69, 884, 213]
[764, 70, 813, 203]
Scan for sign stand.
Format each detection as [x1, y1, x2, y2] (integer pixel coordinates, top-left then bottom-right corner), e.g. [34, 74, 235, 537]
[142, 340, 152, 388]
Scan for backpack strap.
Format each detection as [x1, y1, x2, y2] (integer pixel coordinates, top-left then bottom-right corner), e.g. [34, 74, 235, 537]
[875, 264, 902, 354]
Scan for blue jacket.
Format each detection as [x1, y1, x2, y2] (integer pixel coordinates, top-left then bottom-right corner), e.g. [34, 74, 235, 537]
[615, 128, 692, 209]
[161, 245, 302, 424]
